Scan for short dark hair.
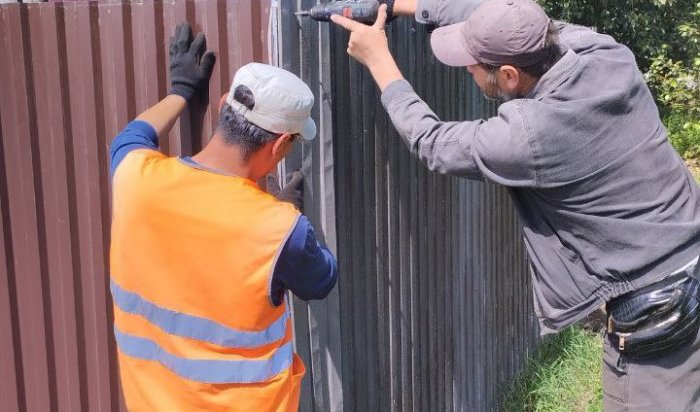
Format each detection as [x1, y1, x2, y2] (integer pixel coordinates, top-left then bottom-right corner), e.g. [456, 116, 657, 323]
[216, 85, 280, 160]
[482, 21, 563, 80]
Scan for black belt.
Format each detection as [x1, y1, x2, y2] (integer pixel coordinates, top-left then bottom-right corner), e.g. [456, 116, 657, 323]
[606, 264, 700, 360]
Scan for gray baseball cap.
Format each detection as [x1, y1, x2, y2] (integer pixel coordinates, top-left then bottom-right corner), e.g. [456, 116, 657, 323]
[430, 0, 551, 67]
[226, 63, 317, 141]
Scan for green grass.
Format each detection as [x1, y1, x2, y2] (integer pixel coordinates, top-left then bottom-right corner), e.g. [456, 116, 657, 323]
[502, 326, 603, 412]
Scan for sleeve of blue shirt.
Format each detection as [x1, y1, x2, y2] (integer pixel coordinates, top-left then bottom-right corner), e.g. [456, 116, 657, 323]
[270, 215, 338, 306]
[109, 120, 160, 178]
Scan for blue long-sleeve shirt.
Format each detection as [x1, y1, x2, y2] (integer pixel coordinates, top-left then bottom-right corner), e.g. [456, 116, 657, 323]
[110, 120, 337, 306]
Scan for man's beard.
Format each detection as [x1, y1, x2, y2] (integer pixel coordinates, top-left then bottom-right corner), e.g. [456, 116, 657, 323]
[483, 89, 517, 102]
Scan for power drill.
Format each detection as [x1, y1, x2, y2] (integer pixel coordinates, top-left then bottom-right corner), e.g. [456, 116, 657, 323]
[295, 0, 380, 24]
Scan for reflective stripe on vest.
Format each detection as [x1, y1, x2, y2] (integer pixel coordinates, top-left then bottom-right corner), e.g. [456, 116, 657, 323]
[111, 279, 288, 348]
[114, 327, 294, 384]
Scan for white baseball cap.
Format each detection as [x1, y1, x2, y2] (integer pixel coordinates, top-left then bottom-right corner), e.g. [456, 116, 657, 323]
[226, 63, 317, 141]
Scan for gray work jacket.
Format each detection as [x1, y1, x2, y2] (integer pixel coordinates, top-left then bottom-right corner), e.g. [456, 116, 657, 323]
[415, 0, 483, 27]
[382, 18, 700, 332]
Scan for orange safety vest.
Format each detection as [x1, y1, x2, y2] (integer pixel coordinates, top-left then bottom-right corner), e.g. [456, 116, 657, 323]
[110, 149, 305, 412]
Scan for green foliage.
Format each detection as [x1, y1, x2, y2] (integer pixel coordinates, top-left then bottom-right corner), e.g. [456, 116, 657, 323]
[502, 327, 603, 412]
[644, 3, 700, 157]
[646, 55, 700, 160]
[645, 3, 700, 113]
[537, 0, 700, 158]
[646, 55, 700, 116]
[536, 0, 698, 72]
[663, 113, 700, 158]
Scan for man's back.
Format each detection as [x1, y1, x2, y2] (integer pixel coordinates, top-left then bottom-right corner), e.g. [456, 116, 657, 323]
[374, 19, 700, 329]
[490, 24, 700, 329]
[111, 149, 305, 411]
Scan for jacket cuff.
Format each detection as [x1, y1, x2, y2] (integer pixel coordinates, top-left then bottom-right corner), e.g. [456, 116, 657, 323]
[381, 79, 418, 112]
[415, 0, 485, 27]
[415, 0, 437, 25]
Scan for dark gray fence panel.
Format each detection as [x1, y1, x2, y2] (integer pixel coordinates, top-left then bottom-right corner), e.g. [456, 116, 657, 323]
[273, 1, 345, 411]
[276, 3, 540, 411]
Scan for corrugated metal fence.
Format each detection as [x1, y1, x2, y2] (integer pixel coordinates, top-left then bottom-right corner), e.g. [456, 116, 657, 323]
[0, 1, 539, 411]
[275, 2, 540, 410]
[0, 1, 270, 411]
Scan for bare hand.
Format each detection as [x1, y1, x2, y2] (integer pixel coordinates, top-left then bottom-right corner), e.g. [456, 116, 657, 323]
[330, 4, 391, 69]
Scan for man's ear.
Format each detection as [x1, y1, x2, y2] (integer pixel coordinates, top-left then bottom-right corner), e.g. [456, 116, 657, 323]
[499, 65, 521, 93]
[219, 93, 229, 111]
[271, 133, 295, 159]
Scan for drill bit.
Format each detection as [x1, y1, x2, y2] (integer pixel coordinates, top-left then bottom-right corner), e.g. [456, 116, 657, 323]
[294, 11, 310, 17]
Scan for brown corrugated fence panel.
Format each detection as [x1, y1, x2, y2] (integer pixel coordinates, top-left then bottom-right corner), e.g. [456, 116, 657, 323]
[0, 1, 269, 411]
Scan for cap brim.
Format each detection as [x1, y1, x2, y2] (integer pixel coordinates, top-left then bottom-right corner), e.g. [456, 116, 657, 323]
[430, 22, 478, 67]
[299, 117, 316, 141]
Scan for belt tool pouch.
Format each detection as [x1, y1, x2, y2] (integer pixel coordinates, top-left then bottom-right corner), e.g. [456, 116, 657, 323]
[607, 273, 700, 360]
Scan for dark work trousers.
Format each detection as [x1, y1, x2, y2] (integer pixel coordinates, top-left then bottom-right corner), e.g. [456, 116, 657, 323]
[602, 328, 700, 411]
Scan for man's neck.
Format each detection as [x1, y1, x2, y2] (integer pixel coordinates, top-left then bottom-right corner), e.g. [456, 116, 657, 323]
[519, 74, 540, 98]
[191, 134, 257, 180]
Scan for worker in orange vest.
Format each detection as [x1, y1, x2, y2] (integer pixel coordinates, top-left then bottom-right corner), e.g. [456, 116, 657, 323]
[109, 23, 338, 411]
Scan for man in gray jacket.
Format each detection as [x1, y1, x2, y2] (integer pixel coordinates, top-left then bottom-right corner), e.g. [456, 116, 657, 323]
[332, 0, 700, 410]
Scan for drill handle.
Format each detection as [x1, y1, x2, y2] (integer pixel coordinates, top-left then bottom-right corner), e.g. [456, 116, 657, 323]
[311, 0, 380, 24]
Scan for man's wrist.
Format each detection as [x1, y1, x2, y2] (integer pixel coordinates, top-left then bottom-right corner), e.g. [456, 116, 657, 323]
[391, 0, 417, 16]
[167, 94, 188, 106]
[169, 84, 196, 103]
[368, 54, 404, 92]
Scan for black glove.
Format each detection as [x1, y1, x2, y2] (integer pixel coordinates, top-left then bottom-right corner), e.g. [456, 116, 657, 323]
[265, 171, 304, 212]
[169, 22, 216, 103]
